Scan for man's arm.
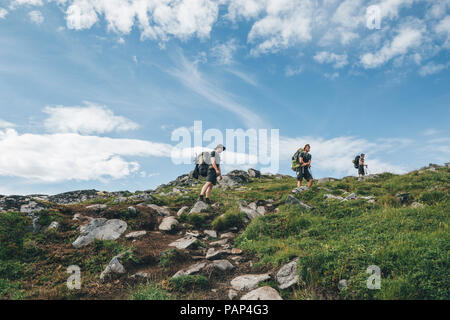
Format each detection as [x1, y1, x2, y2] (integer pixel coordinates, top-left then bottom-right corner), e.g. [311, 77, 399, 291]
[300, 156, 310, 167]
[211, 157, 221, 176]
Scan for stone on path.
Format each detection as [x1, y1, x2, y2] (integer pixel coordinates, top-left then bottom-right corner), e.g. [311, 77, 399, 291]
[285, 195, 313, 210]
[241, 286, 283, 300]
[173, 262, 207, 278]
[231, 274, 271, 291]
[169, 236, 198, 250]
[125, 231, 147, 239]
[189, 201, 209, 214]
[159, 216, 178, 231]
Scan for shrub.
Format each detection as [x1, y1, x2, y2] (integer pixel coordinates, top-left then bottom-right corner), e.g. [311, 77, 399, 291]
[159, 249, 183, 268]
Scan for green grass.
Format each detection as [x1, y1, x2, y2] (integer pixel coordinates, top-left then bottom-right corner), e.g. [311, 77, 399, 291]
[168, 275, 209, 292]
[234, 168, 450, 299]
[130, 282, 173, 300]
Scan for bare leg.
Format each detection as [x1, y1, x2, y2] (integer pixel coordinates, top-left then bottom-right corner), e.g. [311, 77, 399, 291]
[297, 180, 302, 188]
[205, 184, 213, 199]
[200, 182, 212, 196]
[308, 179, 313, 188]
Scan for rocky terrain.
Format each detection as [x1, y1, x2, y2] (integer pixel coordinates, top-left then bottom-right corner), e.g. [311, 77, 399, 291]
[0, 163, 449, 300]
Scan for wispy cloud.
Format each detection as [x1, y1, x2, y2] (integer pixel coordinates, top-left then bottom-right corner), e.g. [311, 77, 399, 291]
[166, 53, 266, 128]
[0, 119, 16, 128]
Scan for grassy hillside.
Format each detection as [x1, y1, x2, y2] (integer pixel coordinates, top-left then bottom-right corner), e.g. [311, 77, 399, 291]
[0, 166, 448, 300]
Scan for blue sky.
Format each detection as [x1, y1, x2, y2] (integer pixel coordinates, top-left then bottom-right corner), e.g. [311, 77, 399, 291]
[0, 0, 449, 195]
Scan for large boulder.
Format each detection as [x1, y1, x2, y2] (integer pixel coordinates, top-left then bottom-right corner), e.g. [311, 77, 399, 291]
[238, 201, 264, 221]
[219, 170, 250, 188]
[276, 258, 299, 289]
[146, 204, 171, 216]
[241, 286, 283, 300]
[20, 201, 48, 232]
[231, 274, 271, 291]
[72, 218, 127, 248]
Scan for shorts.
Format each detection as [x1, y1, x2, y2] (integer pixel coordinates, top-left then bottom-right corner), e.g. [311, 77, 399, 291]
[206, 168, 218, 185]
[358, 166, 365, 175]
[297, 167, 313, 181]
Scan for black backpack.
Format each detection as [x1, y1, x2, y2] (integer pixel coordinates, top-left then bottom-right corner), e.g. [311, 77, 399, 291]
[353, 155, 361, 169]
[193, 152, 211, 179]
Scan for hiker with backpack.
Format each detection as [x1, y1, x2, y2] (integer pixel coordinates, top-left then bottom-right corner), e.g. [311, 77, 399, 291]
[292, 144, 313, 189]
[196, 144, 226, 204]
[353, 153, 368, 179]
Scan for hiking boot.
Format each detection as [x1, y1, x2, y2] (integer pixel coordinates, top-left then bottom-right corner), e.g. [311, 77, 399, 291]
[198, 195, 204, 202]
[205, 198, 212, 205]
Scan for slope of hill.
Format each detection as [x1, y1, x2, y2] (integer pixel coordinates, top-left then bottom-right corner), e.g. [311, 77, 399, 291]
[0, 164, 449, 300]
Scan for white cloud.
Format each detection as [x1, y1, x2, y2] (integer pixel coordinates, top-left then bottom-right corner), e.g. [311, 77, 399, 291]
[0, 128, 172, 182]
[0, 8, 8, 19]
[63, 0, 219, 41]
[9, 0, 43, 9]
[0, 119, 16, 128]
[43, 102, 139, 134]
[314, 51, 348, 68]
[361, 26, 423, 68]
[419, 61, 449, 76]
[28, 10, 44, 24]
[211, 39, 238, 65]
[247, 0, 314, 55]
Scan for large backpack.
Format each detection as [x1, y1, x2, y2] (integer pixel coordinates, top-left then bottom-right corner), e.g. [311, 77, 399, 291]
[193, 152, 211, 179]
[353, 155, 361, 169]
[291, 148, 304, 171]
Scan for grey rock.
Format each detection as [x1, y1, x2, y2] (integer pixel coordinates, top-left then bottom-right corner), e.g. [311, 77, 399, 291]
[204, 230, 218, 238]
[72, 218, 127, 248]
[324, 194, 344, 201]
[177, 206, 189, 216]
[169, 236, 198, 250]
[100, 253, 127, 280]
[46, 221, 59, 232]
[248, 168, 261, 178]
[220, 232, 236, 239]
[231, 274, 271, 291]
[147, 204, 171, 216]
[173, 262, 207, 278]
[210, 239, 229, 247]
[241, 286, 283, 300]
[209, 260, 235, 272]
[159, 216, 179, 231]
[345, 193, 358, 201]
[86, 204, 107, 211]
[238, 201, 263, 221]
[228, 289, 238, 300]
[189, 201, 209, 214]
[130, 272, 150, 280]
[338, 279, 348, 291]
[48, 189, 102, 204]
[206, 248, 229, 260]
[125, 231, 147, 239]
[276, 258, 299, 289]
[285, 195, 313, 210]
[127, 206, 137, 215]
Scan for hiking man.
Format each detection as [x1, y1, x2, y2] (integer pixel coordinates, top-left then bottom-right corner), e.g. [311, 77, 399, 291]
[296, 144, 313, 189]
[358, 153, 368, 178]
[198, 144, 226, 204]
